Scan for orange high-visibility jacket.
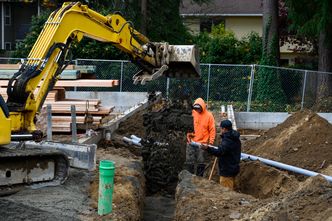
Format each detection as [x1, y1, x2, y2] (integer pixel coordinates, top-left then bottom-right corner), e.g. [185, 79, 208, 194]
[187, 98, 216, 144]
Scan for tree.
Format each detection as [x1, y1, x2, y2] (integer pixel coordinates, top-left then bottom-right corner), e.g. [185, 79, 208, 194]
[262, 0, 280, 65]
[13, 0, 198, 59]
[286, 0, 332, 101]
[256, 0, 287, 108]
[140, 0, 147, 35]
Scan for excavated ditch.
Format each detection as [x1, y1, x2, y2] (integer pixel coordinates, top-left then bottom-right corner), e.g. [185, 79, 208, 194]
[2, 98, 331, 221]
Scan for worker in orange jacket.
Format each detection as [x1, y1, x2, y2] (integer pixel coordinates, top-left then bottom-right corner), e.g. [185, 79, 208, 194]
[186, 98, 216, 176]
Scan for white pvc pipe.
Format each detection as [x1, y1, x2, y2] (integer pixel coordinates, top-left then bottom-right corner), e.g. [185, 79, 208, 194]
[130, 135, 141, 142]
[241, 153, 332, 183]
[122, 137, 142, 147]
[190, 142, 332, 183]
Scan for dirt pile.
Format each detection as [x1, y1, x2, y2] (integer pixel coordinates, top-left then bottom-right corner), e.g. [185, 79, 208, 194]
[142, 99, 193, 194]
[175, 170, 257, 221]
[244, 175, 332, 221]
[176, 162, 332, 221]
[237, 161, 299, 199]
[244, 110, 332, 172]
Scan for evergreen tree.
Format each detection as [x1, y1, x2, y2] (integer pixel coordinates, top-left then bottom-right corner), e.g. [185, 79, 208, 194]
[286, 0, 332, 101]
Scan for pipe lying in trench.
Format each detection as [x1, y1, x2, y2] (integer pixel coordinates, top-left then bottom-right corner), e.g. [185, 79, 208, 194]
[123, 135, 169, 148]
[123, 137, 142, 147]
[190, 141, 332, 183]
[130, 135, 142, 142]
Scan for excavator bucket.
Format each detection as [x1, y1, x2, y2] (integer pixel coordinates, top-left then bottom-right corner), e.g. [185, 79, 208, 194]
[166, 45, 201, 79]
[133, 44, 201, 84]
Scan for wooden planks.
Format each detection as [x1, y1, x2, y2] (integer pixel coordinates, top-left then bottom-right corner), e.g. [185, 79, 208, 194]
[0, 63, 118, 133]
[0, 79, 119, 87]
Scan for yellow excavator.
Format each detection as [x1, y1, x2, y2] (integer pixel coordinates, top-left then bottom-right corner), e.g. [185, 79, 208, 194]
[0, 2, 200, 190]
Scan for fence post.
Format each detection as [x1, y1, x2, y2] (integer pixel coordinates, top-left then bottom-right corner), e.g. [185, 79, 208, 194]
[207, 64, 211, 104]
[166, 77, 170, 99]
[71, 105, 77, 143]
[120, 61, 124, 92]
[47, 104, 52, 141]
[301, 70, 308, 110]
[74, 59, 78, 92]
[247, 64, 255, 112]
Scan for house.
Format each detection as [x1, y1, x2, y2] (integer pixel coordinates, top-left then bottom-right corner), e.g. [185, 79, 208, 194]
[180, 0, 311, 65]
[0, 0, 41, 55]
[180, 0, 263, 39]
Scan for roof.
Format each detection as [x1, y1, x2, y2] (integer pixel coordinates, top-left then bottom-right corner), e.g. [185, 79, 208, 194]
[180, 0, 263, 16]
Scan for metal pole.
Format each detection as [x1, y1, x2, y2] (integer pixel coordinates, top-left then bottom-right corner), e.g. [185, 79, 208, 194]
[206, 64, 211, 104]
[1, 3, 4, 49]
[120, 61, 124, 92]
[47, 104, 52, 141]
[247, 64, 255, 112]
[71, 105, 77, 143]
[166, 77, 170, 99]
[37, 0, 40, 16]
[74, 59, 78, 91]
[301, 70, 308, 110]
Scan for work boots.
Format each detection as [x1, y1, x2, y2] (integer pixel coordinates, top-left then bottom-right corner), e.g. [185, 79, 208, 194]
[196, 163, 206, 177]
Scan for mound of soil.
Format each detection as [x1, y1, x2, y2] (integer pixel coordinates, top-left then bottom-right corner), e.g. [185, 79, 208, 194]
[237, 161, 299, 199]
[176, 163, 332, 221]
[175, 170, 258, 221]
[244, 110, 332, 172]
[245, 176, 332, 221]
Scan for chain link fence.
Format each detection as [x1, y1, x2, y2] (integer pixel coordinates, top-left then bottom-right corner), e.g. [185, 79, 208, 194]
[1, 57, 331, 112]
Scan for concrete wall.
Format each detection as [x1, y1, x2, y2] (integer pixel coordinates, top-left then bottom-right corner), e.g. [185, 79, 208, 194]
[235, 112, 332, 130]
[65, 91, 148, 111]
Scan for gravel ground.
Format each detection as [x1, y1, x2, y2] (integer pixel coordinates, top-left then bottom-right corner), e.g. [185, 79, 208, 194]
[0, 168, 94, 221]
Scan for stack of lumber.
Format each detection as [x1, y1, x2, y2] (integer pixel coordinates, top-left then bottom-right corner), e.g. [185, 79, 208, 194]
[0, 64, 97, 79]
[0, 63, 119, 133]
[45, 92, 114, 132]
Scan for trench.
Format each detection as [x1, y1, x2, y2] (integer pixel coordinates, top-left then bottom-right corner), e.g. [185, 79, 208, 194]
[236, 160, 299, 199]
[140, 98, 193, 221]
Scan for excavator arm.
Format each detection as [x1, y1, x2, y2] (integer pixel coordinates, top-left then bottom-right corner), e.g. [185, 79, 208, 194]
[1, 2, 200, 143]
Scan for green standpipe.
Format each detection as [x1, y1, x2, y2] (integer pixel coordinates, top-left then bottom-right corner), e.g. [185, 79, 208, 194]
[98, 160, 115, 215]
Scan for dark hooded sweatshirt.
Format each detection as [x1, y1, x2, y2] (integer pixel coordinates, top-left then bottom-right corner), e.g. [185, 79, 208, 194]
[207, 130, 241, 177]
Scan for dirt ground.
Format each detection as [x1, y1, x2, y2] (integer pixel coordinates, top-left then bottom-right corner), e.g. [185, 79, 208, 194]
[175, 163, 332, 221]
[1, 107, 331, 220]
[175, 110, 332, 221]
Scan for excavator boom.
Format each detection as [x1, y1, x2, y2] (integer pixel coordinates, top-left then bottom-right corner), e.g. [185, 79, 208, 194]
[0, 2, 200, 189]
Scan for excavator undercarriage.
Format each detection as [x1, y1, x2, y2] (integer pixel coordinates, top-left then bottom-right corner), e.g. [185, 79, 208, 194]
[0, 146, 69, 194]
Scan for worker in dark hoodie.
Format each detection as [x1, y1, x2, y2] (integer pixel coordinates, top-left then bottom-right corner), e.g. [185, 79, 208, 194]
[201, 119, 241, 190]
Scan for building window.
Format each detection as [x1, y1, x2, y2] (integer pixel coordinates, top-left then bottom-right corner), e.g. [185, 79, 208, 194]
[5, 42, 11, 51]
[200, 17, 225, 33]
[4, 4, 11, 26]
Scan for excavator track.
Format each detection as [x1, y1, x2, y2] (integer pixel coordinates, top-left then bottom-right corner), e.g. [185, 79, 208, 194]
[0, 147, 69, 195]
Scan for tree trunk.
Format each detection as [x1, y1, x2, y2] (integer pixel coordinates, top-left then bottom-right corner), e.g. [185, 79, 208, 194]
[262, 0, 280, 65]
[141, 0, 147, 35]
[316, 6, 332, 101]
